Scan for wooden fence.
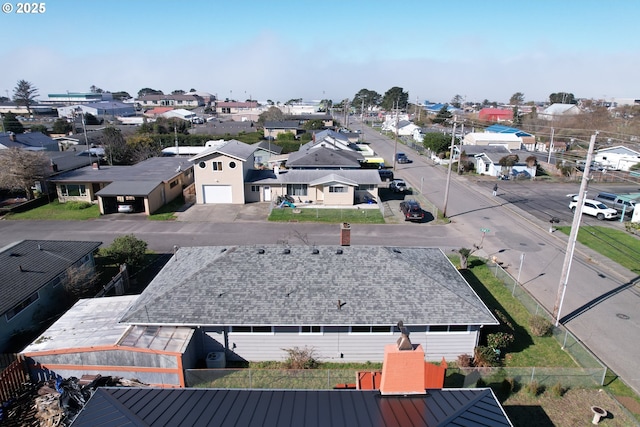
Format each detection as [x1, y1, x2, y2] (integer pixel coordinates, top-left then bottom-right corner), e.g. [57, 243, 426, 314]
[0, 354, 30, 403]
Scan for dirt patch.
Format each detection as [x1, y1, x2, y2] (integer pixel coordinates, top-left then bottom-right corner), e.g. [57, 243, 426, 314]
[503, 388, 638, 427]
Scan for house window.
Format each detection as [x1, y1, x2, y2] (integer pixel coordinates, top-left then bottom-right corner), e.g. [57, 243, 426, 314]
[300, 326, 323, 334]
[199, 161, 206, 169]
[287, 184, 307, 196]
[329, 186, 347, 193]
[428, 325, 469, 333]
[212, 161, 223, 171]
[230, 326, 273, 334]
[485, 163, 490, 172]
[229, 161, 236, 169]
[356, 185, 375, 191]
[250, 185, 260, 192]
[60, 184, 87, 197]
[170, 179, 179, 189]
[350, 326, 392, 334]
[5, 292, 39, 321]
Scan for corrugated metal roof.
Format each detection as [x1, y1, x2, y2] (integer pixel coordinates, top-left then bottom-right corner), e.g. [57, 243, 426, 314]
[71, 387, 512, 426]
[118, 246, 498, 327]
[0, 240, 102, 315]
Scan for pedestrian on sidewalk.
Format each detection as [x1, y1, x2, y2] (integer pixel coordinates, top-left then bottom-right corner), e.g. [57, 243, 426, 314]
[492, 183, 498, 196]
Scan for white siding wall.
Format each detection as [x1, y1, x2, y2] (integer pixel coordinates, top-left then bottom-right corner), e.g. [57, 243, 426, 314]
[206, 326, 480, 363]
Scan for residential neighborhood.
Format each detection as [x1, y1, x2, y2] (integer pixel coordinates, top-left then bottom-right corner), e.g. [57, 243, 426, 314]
[2, 1, 640, 424]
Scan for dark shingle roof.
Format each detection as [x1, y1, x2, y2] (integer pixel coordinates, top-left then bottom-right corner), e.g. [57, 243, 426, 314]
[286, 146, 363, 168]
[0, 132, 59, 151]
[245, 169, 382, 185]
[189, 139, 255, 162]
[119, 245, 497, 327]
[0, 240, 102, 315]
[72, 387, 512, 427]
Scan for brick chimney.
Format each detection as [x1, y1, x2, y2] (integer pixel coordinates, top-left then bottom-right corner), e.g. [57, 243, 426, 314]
[379, 343, 426, 395]
[340, 222, 351, 246]
[9, 132, 16, 142]
[92, 162, 100, 170]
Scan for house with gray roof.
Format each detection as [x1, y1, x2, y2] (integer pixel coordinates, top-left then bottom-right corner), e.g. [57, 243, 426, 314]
[455, 145, 536, 179]
[0, 239, 101, 352]
[0, 131, 59, 151]
[263, 120, 303, 140]
[286, 146, 364, 169]
[119, 245, 497, 364]
[48, 156, 193, 215]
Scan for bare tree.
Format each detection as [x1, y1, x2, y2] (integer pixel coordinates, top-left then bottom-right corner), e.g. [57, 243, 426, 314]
[64, 264, 100, 299]
[0, 148, 51, 199]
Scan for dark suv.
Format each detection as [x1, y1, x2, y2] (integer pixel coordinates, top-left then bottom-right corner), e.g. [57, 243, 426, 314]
[399, 199, 424, 221]
[378, 169, 394, 181]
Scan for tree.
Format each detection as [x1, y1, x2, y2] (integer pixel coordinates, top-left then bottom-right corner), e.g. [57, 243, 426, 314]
[0, 96, 9, 103]
[549, 92, 576, 104]
[380, 87, 408, 111]
[302, 119, 325, 130]
[29, 124, 49, 135]
[512, 106, 522, 126]
[432, 106, 452, 124]
[2, 111, 25, 133]
[84, 113, 101, 125]
[126, 134, 162, 163]
[422, 132, 451, 154]
[63, 264, 100, 299]
[450, 94, 463, 108]
[257, 106, 285, 126]
[100, 234, 148, 268]
[111, 91, 131, 101]
[172, 89, 185, 95]
[137, 88, 163, 98]
[351, 89, 381, 113]
[318, 99, 332, 112]
[498, 154, 519, 176]
[0, 148, 51, 199]
[90, 85, 104, 93]
[13, 80, 39, 115]
[52, 118, 72, 134]
[100, 127, 133, 165]
[509, 92, 525, 106]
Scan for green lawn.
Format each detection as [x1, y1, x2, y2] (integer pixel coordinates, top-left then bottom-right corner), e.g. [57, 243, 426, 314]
[148, 196, 186, 221]
[5, 200, 101, 220]
[556, 225, 640, 274]
[269, 207, 384, 224]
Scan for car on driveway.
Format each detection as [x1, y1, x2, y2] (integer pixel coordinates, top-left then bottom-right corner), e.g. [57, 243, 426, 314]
[117, 204, 135, 213]
[399, 200, 424, 221]
[389, 179, 407, 193]
[378, 169, 394, 181]
[569, 198, 618, 220]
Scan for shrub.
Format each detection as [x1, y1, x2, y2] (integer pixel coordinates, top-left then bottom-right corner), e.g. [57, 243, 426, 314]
[487, 332, 515, 351]
[476, 378, 486, 387]
[282, 346, 318, 369]
[100, 234, 148, 268]
[494, 309, 514, 331]
[550, 382, 566, 397]
[457, 354, 473, 368]
[65, 201, 93, 210]
[529, 315, 553, 337]
[501, 377, 516, 395]
[474, 346, 497, 367]
[525, 380, 542, 396]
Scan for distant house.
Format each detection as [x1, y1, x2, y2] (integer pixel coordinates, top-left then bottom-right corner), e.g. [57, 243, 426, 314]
[263, 120, 303, 139]
[0, 239, 101, 352]
[484, 124, 535, 147]
[161, 108, 196, 121]
[57, 102, 136, 120]
[457, 145, 536, 178]
[539, 103, 581, 120]
[251, 140, 283, 166]
[136, 94, 205, 108]
[593, 145, 640, 171]
[0, 131, 59, 151]
[48, 157, 194, 215]
[478, 108, 513, 122]
[215, 101, 258, 114]
[463, 132, 522, 150]
[286, 146, 364, 169]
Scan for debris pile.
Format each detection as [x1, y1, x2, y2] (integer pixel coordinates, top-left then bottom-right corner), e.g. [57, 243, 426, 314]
[0, 375, 148, 426]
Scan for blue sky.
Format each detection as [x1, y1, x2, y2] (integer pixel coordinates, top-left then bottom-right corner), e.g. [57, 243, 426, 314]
[1, 0, 638, 104]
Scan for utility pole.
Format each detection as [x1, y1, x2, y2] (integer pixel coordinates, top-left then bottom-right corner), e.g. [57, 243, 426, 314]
[457, 122, 464, 174]
[547, 127, 555, 164]
[393, 100, 399, 170]
[442, 116, 457, 218]
[553, 132, 598, 326]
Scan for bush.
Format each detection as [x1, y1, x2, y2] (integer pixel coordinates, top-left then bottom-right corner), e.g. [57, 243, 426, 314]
[525, 380, 542, 396]
[100, 234, 148, 268]
[65, 201, 93, 210]
[487, 332, 515, 351]
[501, 377, 516, 395]
[550, 382, 566, 397]
[282, 346, 318, 369]
[474, 346, 497, 367]
[457, 354, 473, 368]
[476, 378, 486, 387]
[529, 315, 553, 337]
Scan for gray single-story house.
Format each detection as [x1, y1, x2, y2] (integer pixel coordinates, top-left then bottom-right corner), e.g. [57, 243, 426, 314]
[0, 240, 101, 352]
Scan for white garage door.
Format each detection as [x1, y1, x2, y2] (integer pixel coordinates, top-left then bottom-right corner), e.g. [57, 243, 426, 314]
[203, 185, 233, 204]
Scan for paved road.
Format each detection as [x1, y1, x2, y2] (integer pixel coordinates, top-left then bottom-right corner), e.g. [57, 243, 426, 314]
[1, 126, 638, 395]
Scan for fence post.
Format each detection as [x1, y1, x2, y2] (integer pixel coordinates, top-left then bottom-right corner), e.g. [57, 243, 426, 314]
[530, 366, 535, 383]
[249, 369, 252, 388]
[600, 368, 607, 386]
[562, 329, 568, 350]
[328, 369, 330, 389]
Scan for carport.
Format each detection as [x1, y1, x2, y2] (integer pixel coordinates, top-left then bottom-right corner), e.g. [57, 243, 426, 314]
[96, 181, 160, 215]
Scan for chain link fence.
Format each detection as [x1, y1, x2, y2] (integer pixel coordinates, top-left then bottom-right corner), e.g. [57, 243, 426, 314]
[186, 368, 360, 389]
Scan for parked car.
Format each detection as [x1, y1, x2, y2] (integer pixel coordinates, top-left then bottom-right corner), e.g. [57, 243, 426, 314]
[568, 199, 618, 220]
[378, 169, 394, 181]
[399, 200, 424, 221]
[117, 204, 135, 213]
[389, 179, 407, 193]
[396, 152, 412, 164]
[595, 192, 636, 217]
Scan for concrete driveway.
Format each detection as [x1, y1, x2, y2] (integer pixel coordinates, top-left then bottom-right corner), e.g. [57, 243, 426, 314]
[174, 202, 272, 222]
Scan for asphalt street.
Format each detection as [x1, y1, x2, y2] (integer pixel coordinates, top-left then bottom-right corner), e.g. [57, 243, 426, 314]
[0, 123, 638, 395]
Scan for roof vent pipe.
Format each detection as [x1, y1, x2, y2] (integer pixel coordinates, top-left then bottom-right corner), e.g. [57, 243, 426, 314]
[312, 248, 319, 254]
[257, 248, 265, 254]
[283, 248, 291, 254]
